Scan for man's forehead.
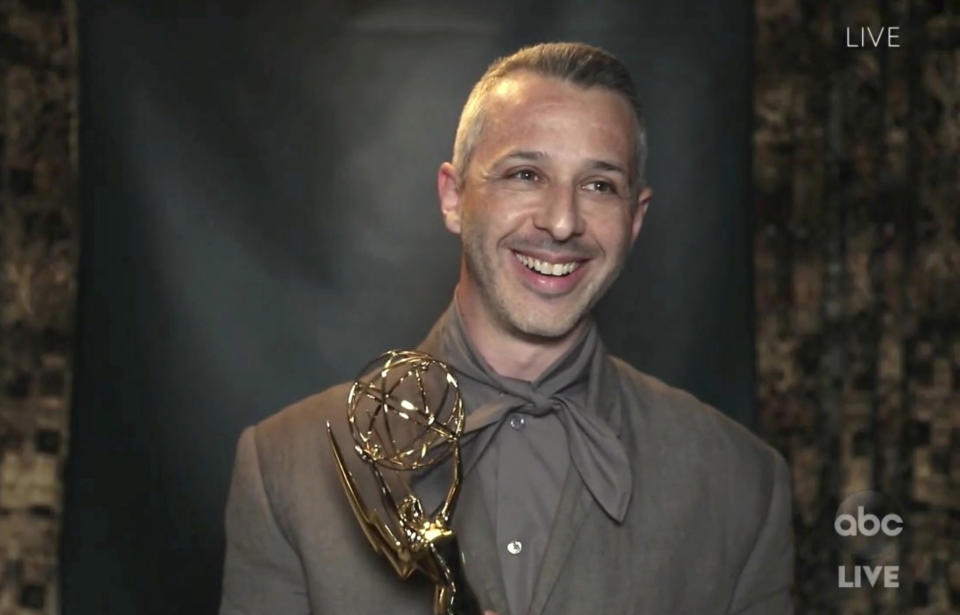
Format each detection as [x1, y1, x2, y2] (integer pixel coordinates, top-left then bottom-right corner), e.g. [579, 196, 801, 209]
[486, 71, 577, 108]
[483, 71, 634, 125]
[477, 73, 635, 151]
[487, 72, 530, 100]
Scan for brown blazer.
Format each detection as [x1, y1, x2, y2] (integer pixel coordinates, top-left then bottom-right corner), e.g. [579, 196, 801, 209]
[219, 353, 794, 614]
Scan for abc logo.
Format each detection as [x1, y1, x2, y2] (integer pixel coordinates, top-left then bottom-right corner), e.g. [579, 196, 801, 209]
[834, 505, 903, 537]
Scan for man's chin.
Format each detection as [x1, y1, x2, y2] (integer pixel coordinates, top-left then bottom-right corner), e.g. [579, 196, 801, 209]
[503, 306, 586, 341]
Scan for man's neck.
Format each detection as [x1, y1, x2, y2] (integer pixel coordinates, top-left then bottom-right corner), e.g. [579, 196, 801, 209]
[454, 286, 588, 382]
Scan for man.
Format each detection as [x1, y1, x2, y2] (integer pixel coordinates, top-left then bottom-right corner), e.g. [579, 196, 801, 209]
[220, 42, 794, 614]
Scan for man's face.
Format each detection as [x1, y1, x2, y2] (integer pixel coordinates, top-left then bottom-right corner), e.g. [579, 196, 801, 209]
[439, 72, 651, 340]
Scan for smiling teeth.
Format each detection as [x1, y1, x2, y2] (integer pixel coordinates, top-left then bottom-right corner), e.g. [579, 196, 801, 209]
[515, 253, 580, 276]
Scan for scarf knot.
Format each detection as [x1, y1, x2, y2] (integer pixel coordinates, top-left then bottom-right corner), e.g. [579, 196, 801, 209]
[422, 303, 633, 522]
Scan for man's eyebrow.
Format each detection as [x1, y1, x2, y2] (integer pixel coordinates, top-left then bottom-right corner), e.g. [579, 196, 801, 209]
[585, 159, 627, 176]
[495, 150, 547, 164]
[494, 151, 627, 176]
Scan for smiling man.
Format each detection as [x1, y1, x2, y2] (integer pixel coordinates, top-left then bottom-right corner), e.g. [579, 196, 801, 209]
[438, 65, 649, 382]
[220, 43, 794, 615]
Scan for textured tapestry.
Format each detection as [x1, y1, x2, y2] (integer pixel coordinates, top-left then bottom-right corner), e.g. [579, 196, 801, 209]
[0, 0, 78, 613]
[755, 0, 959, 612]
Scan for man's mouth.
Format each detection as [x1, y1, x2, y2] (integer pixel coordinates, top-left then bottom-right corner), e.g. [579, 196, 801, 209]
[513, 252, 582, 277]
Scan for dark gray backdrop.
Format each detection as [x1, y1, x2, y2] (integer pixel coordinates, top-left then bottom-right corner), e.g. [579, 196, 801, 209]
[64, 2, 753, 613]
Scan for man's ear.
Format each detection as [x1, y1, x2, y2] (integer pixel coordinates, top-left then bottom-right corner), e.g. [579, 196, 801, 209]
[437, 162, 463, 235]
[630, 186, 653, 244]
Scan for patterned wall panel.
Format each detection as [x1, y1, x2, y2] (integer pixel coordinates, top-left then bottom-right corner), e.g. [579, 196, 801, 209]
[755, 0, 959, 613]
[0, 1, 78, 614]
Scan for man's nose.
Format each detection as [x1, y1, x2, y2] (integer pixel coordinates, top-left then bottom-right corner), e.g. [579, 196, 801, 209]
[532, 184, 585, 241]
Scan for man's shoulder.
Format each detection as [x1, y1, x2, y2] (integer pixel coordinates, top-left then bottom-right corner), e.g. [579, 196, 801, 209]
[607, 356, 786, 472]
[251, 381, 353, 452]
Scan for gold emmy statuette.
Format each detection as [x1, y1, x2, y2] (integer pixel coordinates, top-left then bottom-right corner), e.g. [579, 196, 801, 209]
[326, 350, 481, 615]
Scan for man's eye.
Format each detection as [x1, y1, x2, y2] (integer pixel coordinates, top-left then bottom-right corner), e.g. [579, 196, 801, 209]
[584, 180, 615, 194]
[510, 169, 539, 181]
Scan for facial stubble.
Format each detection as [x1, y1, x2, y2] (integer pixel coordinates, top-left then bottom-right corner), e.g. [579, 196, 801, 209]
[459, 213, 628, 341]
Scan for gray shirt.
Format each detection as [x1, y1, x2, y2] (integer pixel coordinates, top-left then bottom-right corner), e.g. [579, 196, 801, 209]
[418, 302, 629, 615]
[465, 386, 582, 615]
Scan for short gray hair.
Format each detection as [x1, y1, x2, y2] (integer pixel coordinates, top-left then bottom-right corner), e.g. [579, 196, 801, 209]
[452, 42, 648, 191]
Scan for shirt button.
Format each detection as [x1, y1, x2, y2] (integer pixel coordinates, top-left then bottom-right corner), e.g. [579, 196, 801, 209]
[506, 540, 522, 555]
[509, 415, 525, 430]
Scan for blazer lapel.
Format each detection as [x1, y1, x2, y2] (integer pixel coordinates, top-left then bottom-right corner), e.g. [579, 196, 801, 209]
[527, 354, 623, 615]
[452, 471, 510, 615]
[526, 463, 592, 615]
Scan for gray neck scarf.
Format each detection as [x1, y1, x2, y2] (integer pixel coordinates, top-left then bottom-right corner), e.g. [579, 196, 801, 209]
[420, 302, 632, 522]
